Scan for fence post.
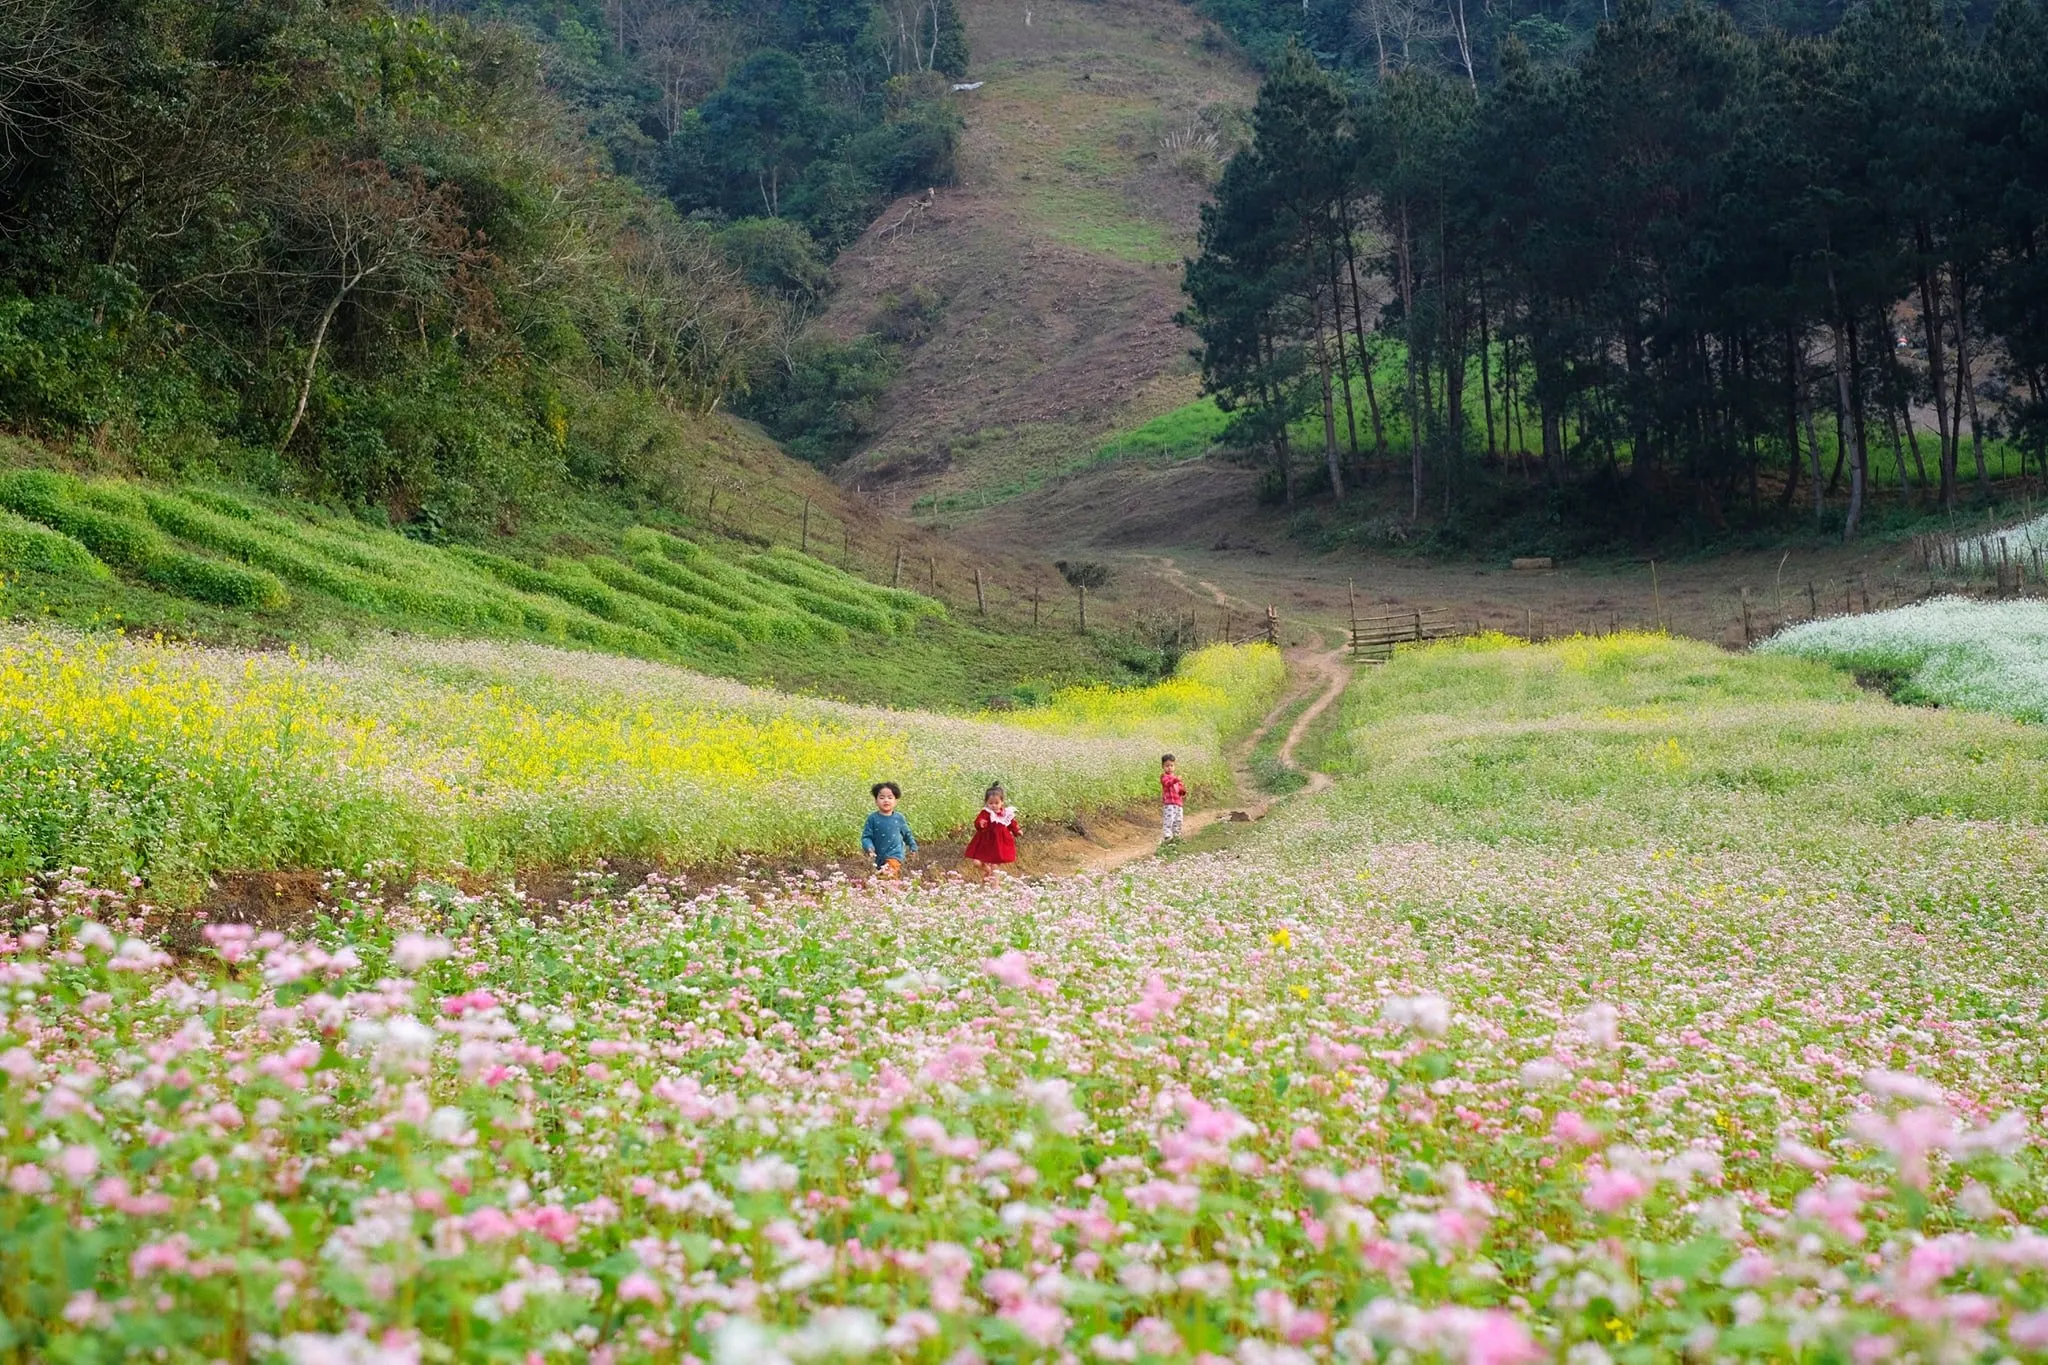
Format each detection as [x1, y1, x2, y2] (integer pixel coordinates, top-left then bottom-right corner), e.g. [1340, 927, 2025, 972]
[1741, 587, 1753, 643]
[1030, 589, 1042, 628]
[1265, 606, 1279, 646]
[1412, 609, 1422, 642]
[1808, 581, 1819, 615]
[927, 555, 936, 593]
[974, 567, 986, 615]
[1859, 572, 1870, 612]
[801, 498, 810, 553]
[843, 525, 851, 566]
[892, 544, 903, 588]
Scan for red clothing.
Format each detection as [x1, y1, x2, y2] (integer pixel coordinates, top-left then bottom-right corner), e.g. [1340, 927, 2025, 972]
[1160, 771, 1187, 807]
[964, 807, 1020, 864]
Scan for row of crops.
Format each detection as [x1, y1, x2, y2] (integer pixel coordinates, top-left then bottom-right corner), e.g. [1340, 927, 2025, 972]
[0, 471, 941, 658]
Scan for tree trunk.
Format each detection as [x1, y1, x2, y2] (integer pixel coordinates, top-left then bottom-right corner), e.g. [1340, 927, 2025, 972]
[1915, 237, 1955, 508]
[1838, 311, 1867, 541]
[1954, 270, 1986, 487]
[1477, 273, 1497, 460]
[1400, 202, 1422, 521]
[1328, 247, 1360, 464]
[281, 282, 351, 452]
[1317, 331, 1346, 502]
[1340, 215, 1390, 460]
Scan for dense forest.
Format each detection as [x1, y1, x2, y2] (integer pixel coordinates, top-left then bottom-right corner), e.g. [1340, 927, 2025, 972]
[0, 0, 966, 532]
[1183, 0, 2048, 541]
[1196, 0, 1997, 79]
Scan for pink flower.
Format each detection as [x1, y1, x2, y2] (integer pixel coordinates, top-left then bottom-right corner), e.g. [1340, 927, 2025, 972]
[616, 1271, 663, 1306]
[463, 1207, 518, 1242]
[1793, 1178, 1868, 1243]
[1290, 1126, 1323, 1152]
[984, 950, 1039, 991]
[1549, 1111, 1602, 1147]
[1000, 1298, 1068, 1347]
[1582, 1165, 1649, 1215]
[1129, 975, 1183, 1024]
[1464, 1312, 1544, 1365]
[56, 1145, 98, 1184]
[7, 1163, 51, 1195]
[2009, 1311, 2048, 1351]
[518, 1204, 579, 1245]
[129, 1236, 191, 1277]
[391, 934, 451, 973]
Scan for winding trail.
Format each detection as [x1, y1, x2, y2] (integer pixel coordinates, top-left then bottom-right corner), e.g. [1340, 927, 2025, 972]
[1072, 640, 1352, 874]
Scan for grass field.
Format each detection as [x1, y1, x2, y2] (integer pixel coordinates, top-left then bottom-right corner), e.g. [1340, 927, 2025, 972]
[0, 633, 1283, 898]
[2, 632, 2041, 1362]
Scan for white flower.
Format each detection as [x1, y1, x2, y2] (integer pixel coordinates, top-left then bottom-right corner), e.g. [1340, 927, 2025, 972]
[1577, 1002, 1621, 1050]
[390, 934, 450, 974]
[787, 1308, 883, 1359]
[1380, 994, 1451, 1037]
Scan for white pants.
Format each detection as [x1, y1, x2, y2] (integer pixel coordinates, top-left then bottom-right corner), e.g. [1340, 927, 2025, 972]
[1161, 804, 1184, 839]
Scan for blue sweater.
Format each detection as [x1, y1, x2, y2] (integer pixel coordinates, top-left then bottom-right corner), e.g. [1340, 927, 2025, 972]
[861, 810, 917, 866]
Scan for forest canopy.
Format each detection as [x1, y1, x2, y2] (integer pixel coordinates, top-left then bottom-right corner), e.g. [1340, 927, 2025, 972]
[1181, 0, 2048, 543]
[0, 0, 968, 529]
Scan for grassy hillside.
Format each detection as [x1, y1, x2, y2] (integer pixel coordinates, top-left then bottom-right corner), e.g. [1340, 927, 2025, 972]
[820, 0, 1256, 514]
[0, 422, 1178, 709]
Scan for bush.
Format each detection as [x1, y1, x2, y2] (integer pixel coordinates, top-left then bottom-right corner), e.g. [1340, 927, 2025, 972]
[737, 336, 897, 468]
[0, 511, 111, 581]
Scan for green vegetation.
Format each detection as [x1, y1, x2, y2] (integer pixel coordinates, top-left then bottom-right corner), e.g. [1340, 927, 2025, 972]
[1186, 8, 2048, 544]
[0, 632, 1281, 898]
[1245, 691, 1313, 794]
[1323, 631, 2048, 850]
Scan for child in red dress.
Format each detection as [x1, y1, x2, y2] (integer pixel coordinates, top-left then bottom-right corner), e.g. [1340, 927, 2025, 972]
[963, 784, 1020, 879]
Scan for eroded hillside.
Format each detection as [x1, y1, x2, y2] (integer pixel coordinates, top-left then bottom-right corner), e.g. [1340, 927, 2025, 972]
[824, 0, 1255, 520]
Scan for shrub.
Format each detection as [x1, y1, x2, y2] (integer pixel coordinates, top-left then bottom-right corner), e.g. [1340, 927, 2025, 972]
[0, 511, 111, 580]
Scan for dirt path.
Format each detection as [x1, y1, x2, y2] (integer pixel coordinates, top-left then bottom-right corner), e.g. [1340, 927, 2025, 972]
[1066, 641, 1352, 874]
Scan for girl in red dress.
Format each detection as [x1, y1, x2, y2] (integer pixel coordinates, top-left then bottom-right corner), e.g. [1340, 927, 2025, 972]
[963, 784, 1020, 879]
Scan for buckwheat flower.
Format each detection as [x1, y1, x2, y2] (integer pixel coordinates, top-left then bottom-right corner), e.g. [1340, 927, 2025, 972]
[391, 934, 451, 974]
[1518, 1059, 1570, 1091]
[0, 1047, 39, 1083]
[61, 1291, 110, 1328]
[1793, 1179, 1868, 1243]
[7, 1163, 51, 1195]
[1582, 1164, 1649, 1215]
[616, 1270, 663, 1306]
[1129, 974, 1183, 1024]
[883, 1312, 939, 1350]
[1577, 1002, 1621, 1051]
[1862, 1069, 1946, 1106]
[735, 1154, 799, 1193]
[1177, 1262, 1232, 1296]
[983, 950, 1039, 991]
[56, 1144, 98, 1184]
[2009, 1311, 2048, 1351]
[1550, 1111, 1602, 1147]
[788, 1307, 882, 1359]
[1133, 1318, 1183, 1356]
[1380, 994, 1451, 1037]
[1000, 1298, 1068, 1348]
[1089, 1335, 1138, 1362]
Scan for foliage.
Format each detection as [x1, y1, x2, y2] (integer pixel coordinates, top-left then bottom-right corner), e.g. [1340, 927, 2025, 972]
[0, 472, 945, 664]
[1185, 1, 2048, 542]
[0, 636, 2042, 1361]
[1759, 596, 2048, 722]
[740, 335, 901, 468]
[0, 634, 1276, 894]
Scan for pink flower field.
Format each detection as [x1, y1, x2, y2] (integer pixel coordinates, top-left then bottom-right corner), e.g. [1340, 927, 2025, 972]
[3, 813, 2044, 1364]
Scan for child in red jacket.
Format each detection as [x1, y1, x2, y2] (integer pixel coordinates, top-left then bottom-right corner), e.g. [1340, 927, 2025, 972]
[963, 784, 1020, 879]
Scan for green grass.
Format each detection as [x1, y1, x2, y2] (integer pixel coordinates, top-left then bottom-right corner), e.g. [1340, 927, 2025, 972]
[1245, 690, 1312, 795]
[1028, 183, 1180, 263]
[1322, 631, 2048, 852]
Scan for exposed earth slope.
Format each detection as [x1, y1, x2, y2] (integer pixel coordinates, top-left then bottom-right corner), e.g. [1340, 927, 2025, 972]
[825, 0, 1256, 518]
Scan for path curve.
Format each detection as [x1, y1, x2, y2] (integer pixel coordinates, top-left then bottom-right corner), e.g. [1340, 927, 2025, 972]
[1070, 641, 1351, 874]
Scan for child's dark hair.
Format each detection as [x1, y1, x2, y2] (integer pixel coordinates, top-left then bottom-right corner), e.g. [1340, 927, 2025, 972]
[984, 783, 1005, 803]
[871, 781, 901, 799]
[1161, 753, 1176, 765]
